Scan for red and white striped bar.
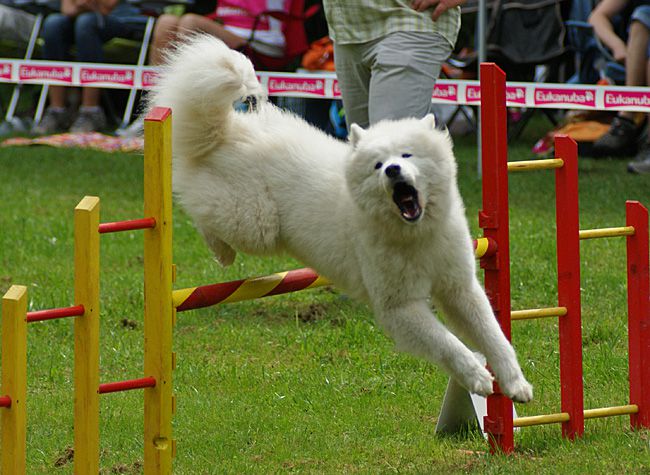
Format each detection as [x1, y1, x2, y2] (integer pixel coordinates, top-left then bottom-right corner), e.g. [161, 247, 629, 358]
[98, 217, 156, 234]
[26, 304, 85, 323]
[0, 395, 11, 408]
[98, 376, 156, 394]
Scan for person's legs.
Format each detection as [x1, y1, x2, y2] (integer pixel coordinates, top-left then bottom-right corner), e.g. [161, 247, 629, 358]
[150, 14, 181, 65]
[41, 13, 74, 109]
[594, 7, 650, 156]
[627, 13, 650, 172]
[33, 14, 74, 133]
[332, 41, 371, 129]
[368, 31, 451, 125]
[177, 14, 248, 50]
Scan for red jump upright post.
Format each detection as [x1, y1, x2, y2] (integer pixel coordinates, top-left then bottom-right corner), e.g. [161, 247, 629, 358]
[626, 200, 650, 428]
[479, 62, 514, 453]
[554, 135, 585, 439]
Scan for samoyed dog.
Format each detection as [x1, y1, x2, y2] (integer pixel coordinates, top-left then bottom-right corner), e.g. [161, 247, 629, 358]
[149, 34, 532, 402]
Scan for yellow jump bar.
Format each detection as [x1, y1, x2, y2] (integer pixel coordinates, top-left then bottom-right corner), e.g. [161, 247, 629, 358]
[579, 226, 635, 240]
[513, 404, 639, 428]
[514, 412, 570, 427]
[507, 158, 564, 172]
[511, 306, 567, 321]
[583, 404, 638, 419]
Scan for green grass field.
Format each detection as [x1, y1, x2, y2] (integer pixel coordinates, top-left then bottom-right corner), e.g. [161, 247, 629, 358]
[0, 126, 649, 473]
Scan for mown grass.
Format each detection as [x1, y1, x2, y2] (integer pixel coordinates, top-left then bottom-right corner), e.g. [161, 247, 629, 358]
[0, 123, 649, 473]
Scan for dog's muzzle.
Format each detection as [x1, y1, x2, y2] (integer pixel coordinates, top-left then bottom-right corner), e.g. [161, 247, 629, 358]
[385, 165, 422, 222]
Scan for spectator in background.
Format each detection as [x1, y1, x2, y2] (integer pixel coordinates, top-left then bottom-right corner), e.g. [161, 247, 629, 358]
[589, 0, 650, 173]
[321, 0, 464, 129]
[116, 0, 287, 137]
[33, 0, 147, 134]
[148, 0, 287, 65]
[0, 3, 36, 45]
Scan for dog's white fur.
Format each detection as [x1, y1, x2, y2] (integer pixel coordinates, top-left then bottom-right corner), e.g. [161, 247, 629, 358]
[149, 34, 533, 402]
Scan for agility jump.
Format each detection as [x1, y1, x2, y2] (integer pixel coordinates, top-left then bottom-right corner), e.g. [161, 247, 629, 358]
[1, 63, 648, 473]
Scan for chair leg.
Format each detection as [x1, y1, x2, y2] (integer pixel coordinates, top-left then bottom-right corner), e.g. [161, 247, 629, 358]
[117, 16, 155, 131]
[33, 84, 49, 126]
[5, 13, 43, 127]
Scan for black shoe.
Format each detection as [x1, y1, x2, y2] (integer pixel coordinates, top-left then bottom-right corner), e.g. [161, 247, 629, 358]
[592, 116, 641, 157]
[628, 145, 650, 174]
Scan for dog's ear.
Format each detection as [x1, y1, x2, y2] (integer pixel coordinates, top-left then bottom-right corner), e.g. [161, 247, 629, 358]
[349, 123, 365, 147]
[421, 114, 436, 130]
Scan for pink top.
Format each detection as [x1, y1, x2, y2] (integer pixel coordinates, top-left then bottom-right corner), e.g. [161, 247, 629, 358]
[215, 0, 288, 51]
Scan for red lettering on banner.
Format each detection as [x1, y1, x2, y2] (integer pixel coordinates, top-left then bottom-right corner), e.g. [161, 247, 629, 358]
[141, 70, 158, 88]
[603, 90, 650, 109]
[506, 86, 526, 105]
[333, 79, 341, 97]
[432, 84, 458, 101]
[80, 67, 134, 86]
[534, 87, 596, 107]
[19, 65, 73, 83]
[268, 77, 325, 96]
[466, 84, 481, 103]
[0, 62, 12, 80]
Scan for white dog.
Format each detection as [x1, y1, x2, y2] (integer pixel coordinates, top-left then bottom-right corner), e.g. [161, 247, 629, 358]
[149, 34, 533, 402]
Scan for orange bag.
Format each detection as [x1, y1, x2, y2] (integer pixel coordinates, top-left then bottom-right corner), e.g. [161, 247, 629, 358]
[300, 36, 335, 71]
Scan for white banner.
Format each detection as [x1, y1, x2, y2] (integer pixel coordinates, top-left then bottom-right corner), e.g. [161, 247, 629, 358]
[3, 59, 650, 112]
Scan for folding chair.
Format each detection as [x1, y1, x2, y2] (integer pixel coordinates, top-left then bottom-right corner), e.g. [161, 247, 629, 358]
[0, 0, 57, 134]
[565, 0, 626, 85]
[484, 0, 571, 140]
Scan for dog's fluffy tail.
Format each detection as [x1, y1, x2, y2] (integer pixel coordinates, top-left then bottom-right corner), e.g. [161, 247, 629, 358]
[147, 33, 265, 159]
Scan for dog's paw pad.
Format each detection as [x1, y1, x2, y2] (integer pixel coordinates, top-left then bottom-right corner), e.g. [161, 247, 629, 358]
[503, 378, 534, 403]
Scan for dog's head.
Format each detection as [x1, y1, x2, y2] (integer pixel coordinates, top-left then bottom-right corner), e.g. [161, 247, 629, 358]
[345, 115, 457, 225]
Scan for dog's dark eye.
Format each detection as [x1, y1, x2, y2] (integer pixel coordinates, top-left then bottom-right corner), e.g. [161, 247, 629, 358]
[401, 153, 412, 158]
[374, 162, 383, 170]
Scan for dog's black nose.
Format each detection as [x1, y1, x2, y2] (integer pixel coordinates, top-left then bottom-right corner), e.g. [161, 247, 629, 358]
[385, 164, 401, 178]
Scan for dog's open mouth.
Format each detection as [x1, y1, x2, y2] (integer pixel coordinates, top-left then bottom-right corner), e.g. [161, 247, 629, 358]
[392, 182, 422, 222]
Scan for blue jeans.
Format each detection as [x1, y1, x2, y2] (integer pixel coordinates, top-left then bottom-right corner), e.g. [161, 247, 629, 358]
[41, 3, 146, 62]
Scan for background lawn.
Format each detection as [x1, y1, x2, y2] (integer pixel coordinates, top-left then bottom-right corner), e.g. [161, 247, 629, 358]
[0, 121, 649, 473]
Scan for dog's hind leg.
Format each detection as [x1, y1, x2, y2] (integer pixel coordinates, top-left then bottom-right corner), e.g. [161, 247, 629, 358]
[375, 300, 495, 397]
[199, 226, 237, 266]
[434, 280, 533, 403]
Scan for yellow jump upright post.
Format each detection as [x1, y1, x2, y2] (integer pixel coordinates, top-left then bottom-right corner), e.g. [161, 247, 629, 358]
[73, 196, 101, 474]
[1, 285, 27, 474]
[143, 107, 175, 474]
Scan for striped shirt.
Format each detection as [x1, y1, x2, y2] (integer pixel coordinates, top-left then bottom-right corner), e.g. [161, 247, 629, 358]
[322, 0, 461, 47]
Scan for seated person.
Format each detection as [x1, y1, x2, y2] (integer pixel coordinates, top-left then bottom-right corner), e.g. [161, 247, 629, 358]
[115, 0, 287, 136]
[149, 0, 288, 65]
[34, 0, 148, 134]
[589, 0, 650, 167]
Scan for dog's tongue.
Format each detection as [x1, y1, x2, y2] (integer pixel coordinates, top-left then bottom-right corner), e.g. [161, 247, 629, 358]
[393, 183, 422, 222]
[399, 196, 420, 220]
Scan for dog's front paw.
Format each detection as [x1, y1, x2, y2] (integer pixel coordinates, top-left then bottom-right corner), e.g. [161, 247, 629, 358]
[501, 377, 534, 403]
[462, 364, 494, 397]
